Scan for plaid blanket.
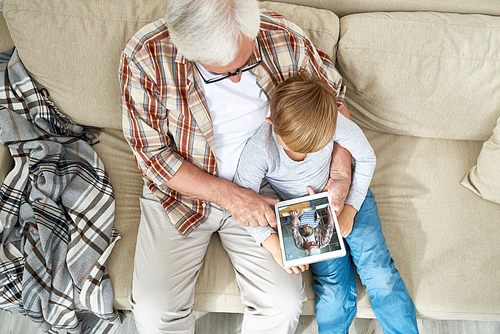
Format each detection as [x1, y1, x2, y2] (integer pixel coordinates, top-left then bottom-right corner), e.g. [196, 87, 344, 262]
[0, 48, 121, 333]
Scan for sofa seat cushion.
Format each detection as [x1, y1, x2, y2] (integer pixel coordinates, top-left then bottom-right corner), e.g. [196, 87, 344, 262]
[461, 116, 500, 205]
[90, 128, 144, 310]
[337, 12, 500, 141]
[364, 129, 500, 320]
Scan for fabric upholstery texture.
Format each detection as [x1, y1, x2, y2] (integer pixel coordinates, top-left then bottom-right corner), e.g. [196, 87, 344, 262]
[1, 0, 500, 321]
[262, 0, 500, 18]
[2, 0, 170, 130]
[363, 129, 500, 320]
[337, 12, 500, 141]
[0, 14, 13, 52]
[259, 1, 339, 60]
[461, 116, 500, 205]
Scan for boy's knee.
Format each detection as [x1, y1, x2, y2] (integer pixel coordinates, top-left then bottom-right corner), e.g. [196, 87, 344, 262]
[314, 282, 356, 332]
[362, 267, 403, 298]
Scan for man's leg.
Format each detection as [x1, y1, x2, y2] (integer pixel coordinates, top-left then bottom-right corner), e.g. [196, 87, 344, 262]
[217, 211, 306, 334]
[347, 189, 418, 334]
[131, 185, 218, 334]
[310, 243, 357, 334]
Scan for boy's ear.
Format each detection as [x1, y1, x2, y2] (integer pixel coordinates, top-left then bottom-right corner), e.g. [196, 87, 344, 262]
[265, 117, 273, 125]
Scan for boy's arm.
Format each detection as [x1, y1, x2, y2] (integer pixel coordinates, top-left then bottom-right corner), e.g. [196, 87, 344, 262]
[262, 234, 309, 274]
[322, 105, 353, 214]
[245, 225, 276, 246]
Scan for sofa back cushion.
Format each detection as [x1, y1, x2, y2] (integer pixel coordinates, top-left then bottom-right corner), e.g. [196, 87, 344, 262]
[259, 1, 339, 61]
[0, 14, 13, 52]
[337, 12, 500, 141]
[264, 0, 500, 18]
[3, 0, 339, 130]
[3, 0, 170, 130]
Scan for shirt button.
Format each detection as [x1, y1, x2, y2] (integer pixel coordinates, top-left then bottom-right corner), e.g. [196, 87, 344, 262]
[212, 171, 217, 176]
[202, 202, 207, 208]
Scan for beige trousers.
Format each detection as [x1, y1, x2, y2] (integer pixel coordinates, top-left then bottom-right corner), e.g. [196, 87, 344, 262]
[131, 185, 306, 334]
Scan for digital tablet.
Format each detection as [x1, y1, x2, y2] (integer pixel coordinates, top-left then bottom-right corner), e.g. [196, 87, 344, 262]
[274, 192, 346, 268]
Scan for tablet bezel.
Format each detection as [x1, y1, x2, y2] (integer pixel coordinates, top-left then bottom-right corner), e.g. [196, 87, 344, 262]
[274, 192, 346, 268]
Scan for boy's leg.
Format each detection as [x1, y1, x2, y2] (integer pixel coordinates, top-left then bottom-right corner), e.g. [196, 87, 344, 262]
[310, 245, 357, 334]
[131, 185, 219, 334]
[217, 208, 306, 334]
[347, 189, 418, 334]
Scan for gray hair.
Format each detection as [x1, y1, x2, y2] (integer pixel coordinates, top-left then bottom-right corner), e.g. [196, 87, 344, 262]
[166, 0, 261, 66]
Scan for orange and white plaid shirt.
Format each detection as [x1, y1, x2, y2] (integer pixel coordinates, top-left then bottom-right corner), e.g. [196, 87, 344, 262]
[120, 11, 346, 236]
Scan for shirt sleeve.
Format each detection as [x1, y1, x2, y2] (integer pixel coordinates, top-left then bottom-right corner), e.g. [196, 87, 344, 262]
[318, 224, 334, 248]
[292, 224, 305, 250]
[333, 113, 377, 211]
[245, 225, 276, 246]
[234, 128, 277, 245]
[120, 52, 184, 187]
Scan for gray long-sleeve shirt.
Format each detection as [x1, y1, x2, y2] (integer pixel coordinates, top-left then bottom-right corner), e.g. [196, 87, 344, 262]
[233, 112, 376, 245]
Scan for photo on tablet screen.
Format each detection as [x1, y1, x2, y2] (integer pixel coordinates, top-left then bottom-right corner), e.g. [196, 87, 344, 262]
[274, 192, 346, 268]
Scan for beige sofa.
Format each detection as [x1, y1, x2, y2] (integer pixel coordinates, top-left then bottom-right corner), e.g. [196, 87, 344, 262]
[1, 0, 500, 323]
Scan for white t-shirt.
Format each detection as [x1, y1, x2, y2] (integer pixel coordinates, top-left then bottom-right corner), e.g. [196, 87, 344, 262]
[196, 63, 269, 181]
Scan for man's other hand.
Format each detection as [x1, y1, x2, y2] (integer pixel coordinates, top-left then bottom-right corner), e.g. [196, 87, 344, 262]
[226, 187, 278, 228]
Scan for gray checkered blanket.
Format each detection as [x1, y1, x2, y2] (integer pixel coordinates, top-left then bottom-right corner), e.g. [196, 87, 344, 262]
[0, 48, 121, 333]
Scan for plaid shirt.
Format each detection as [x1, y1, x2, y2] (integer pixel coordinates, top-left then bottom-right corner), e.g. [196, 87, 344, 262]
[120, 11, 346, 236]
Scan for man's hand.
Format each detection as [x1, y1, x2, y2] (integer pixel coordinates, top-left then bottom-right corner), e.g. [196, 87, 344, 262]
[337, 204, 357, 238]
[324, 141, 352, 216]
[322, 176, 350, 216]
[262, 234, 309, 274]
[225, 186, 279, 228]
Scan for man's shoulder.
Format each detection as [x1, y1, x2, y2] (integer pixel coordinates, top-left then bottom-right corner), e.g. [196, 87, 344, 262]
[122, 16, 172, 59]
[259, 10, 306, 40]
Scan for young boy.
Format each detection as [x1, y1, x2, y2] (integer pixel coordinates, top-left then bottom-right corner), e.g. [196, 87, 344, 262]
[234, 69, 418, 334]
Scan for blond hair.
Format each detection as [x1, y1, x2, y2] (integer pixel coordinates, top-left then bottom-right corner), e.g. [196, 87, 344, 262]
[300, 225, 314, 237]
[270, 69, 338, 153]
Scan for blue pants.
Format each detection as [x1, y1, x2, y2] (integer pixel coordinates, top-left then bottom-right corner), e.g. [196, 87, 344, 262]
[310, 189, 418, 334]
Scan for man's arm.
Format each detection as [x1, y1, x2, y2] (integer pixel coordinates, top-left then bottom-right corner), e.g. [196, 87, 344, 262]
[323, 105, 352, 214]
[164, 160, 278, 228]
[299, 34, 353, 213]
[120, 51, 278, 229]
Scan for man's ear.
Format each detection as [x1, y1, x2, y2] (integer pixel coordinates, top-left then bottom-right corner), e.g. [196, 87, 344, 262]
[265, 117, 273, 125]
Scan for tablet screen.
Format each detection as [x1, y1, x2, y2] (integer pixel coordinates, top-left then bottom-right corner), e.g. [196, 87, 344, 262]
[274, 192, 346, 268]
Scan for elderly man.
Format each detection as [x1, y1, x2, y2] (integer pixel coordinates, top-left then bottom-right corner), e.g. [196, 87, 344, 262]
[119, 0, 353, 333]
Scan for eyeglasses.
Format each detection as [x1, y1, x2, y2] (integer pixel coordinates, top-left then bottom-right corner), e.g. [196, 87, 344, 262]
[194, 40, 263, 84]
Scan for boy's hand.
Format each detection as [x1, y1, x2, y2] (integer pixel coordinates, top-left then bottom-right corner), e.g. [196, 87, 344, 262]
[262, 234, 309, 274]
[338, 204, 357, 238]
[289, 210, 302, 226]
